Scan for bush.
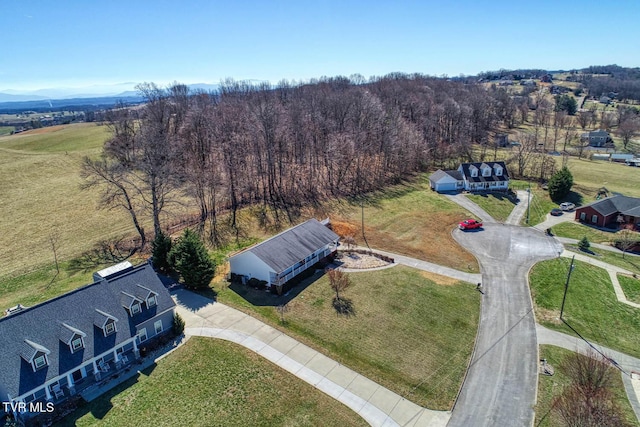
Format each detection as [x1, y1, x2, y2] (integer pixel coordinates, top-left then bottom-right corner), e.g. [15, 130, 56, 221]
[578, 236, 591, 252]
[173, 312, 185, 335]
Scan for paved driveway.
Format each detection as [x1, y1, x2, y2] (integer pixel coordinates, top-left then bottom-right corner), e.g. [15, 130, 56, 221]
[447, 224, 562, 427]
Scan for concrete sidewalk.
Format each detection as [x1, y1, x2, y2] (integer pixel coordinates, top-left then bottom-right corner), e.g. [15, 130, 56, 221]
[505, 190, 530, 225]
[361, 247, 481, 285]
[172, 289, 451, 427]
[536, 324, 640, 421]
[557, 237, 640, 257]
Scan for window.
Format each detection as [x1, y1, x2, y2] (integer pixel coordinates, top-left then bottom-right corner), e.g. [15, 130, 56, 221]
[130, 303, 141, 315]
[154, 320, 163, 335]
[482, 167, 491, 177]
[592, 215, 598, 224]
[34, 355, 47, 370]
[71, 337, 83, 351]
[470, 168, 478, 177]
[495, 167, 502, 176]
[104, 322, 116, 336]
[580, 212, 586, 221]
[138, 328, 148, 342]
[146, 295, 157, 308]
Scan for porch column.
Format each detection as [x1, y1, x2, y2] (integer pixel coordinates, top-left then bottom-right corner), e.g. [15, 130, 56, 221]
[67, 373, 76, 395]
[44, 385, 52, 401]
[133, 339, 140, 359]
[92, 360, 101, 381]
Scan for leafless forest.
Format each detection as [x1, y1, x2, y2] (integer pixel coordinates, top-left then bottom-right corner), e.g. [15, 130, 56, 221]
[79, 74, 569, 246]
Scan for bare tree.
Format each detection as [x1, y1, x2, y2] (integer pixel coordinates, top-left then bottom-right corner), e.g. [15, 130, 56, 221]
[578, 110, 592, 130]
[615, 230, 639, 258]
[618, 118, 639, 150]
[80, 156, 146, 248]
[326, 268, 352, 301]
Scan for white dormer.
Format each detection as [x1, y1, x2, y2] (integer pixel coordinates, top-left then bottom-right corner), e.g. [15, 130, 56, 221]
[60, 323, 87, 353]
[94, 309, 119, 337]
[493, 163, 503, 176]
[134, 285, 159, 309]
[480, 163, 492, 177]
[469, 165, 478, 177]
[121, 291, 143, 317]
[21, 340, 51, 372]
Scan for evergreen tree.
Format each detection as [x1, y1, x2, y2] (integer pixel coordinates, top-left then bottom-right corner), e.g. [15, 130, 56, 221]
[554, 94, 578, 115]
[548, 166, 574, 201]
[169, 229, 216, 289]
[578, 236, 591, 252]
[151, 230, 173, 273]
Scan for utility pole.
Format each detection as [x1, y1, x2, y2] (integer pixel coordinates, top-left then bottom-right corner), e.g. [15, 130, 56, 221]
[361, 196, 370, 250]
[560, 255, 576, 320]
[526, 181, 531, 225]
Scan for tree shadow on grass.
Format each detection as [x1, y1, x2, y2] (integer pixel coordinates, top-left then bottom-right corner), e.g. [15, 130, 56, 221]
[332, 297, 356, 317]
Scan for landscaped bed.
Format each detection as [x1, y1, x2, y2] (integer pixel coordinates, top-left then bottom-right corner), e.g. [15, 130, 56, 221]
[219, 265, 480, 410]
[57, 337, 367, 427]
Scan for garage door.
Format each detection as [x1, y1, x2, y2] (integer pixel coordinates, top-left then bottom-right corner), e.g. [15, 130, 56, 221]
[436, 182, 456, 192]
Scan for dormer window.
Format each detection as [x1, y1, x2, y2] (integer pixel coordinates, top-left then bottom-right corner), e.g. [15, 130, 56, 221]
[481, 164, 492, 177]
[134, 285, 158, 308]
[469, 165, 478, 177]
[131, 303, 141, 315]
[495, 167, 502, 176]
[147, 295, 157, 308]
[71, 337, 84, 351]
[94, 309, 118, 336]
[21, 340, 51, 372]
[34, 355, 47, 370]
[60, 323, 87, 353]
[105, 321, 116, 336]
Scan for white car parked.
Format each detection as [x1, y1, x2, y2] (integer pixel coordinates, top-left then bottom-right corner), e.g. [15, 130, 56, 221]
[560, 202, 575, 211]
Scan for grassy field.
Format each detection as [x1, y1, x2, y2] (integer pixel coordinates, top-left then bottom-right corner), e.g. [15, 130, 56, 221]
[0, 126, 14, 136]
[217, 266, 480, 410]
[329, 177, 479, 272]
[0, 123, 140, 283]
[565, 157, 640, 199]
[58, 337, 367, 427]
[535, 345, 639, 427]
[550, 222, 616, 243]
[530, 258, 640, 358]
[465, 193, 516, 222]
[619, 274, 640, 304]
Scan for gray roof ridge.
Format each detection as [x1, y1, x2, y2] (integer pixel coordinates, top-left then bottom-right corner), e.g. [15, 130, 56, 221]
[235, 218, 322, 256]
[0, 280, 103, 324]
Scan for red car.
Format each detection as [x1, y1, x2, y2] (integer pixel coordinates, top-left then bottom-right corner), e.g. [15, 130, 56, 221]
[459, 219, 483, 230]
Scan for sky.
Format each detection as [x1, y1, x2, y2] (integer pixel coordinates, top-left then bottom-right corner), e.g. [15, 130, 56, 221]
[1, 0, 639, 95]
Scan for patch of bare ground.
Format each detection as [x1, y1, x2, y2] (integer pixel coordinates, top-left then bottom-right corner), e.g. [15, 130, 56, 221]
[535, 307, 563, 325]
[419, 270, 460, 286]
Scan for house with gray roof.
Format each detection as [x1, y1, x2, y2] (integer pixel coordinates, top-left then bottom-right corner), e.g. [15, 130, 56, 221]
[581, 129, 613, 147]
[229, 219, 339, 290]
[0, 262, 175, 421]
[429, 161, 509, 193]
[574, 195, 640, 229]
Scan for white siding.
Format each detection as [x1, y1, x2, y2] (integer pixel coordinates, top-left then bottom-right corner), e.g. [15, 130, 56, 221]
[229, 251, 275, 284]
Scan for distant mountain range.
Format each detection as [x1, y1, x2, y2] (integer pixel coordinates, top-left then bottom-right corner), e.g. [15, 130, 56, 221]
[0, 83, 221, 104]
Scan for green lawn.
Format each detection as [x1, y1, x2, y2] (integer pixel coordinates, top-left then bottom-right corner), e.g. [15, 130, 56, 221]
[217, 265, 480, 410]
[565, 157, 640, 199]
[565, 247, 640, 275]
[58, 337, 367, 427]
[0, 126, 14, 136]
[530, 258, 640, 358]
[619, 274, 640, 304]
[0, 123, 109, 153]
[551, 222, 615, 243]
[465, 193, 516, 222]
[535, 345, 639, 427]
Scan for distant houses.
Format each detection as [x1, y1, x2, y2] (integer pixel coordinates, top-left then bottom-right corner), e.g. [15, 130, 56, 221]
[429, 161, 509, 193]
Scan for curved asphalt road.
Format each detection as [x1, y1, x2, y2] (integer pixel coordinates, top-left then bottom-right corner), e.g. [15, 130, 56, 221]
[447, 224, 563, 427]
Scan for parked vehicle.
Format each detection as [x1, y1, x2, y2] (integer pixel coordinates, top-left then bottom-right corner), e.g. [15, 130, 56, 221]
[559, 202, 575, 211]
[459, 219, 483, 230]
[550, 208, 563, 216]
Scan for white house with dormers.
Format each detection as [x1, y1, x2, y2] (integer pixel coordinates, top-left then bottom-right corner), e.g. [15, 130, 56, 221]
[0, 262, 175, 422]
[429, 161, 509, 192]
